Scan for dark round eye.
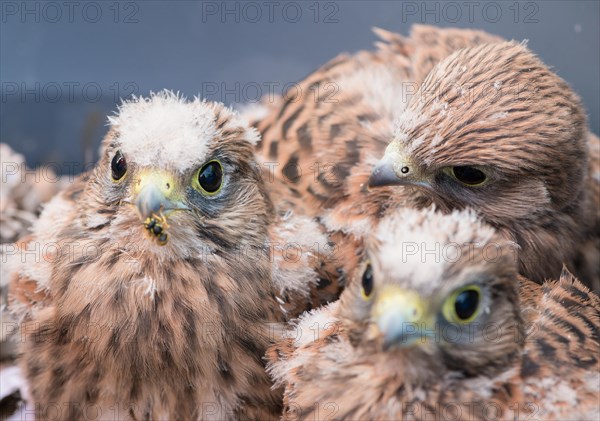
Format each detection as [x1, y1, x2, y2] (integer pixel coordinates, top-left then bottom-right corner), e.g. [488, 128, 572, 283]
[361, 263, 374, 299]
[454, 288, 480, 321]
[198, 160, 223, 194]
[451, 166, 487, 186]
[111, 151, 127, 180]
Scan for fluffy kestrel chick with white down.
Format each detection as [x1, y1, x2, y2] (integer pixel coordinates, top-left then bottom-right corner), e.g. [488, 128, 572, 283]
[268, 207, 600, 421]
[5, 91, 326, 420]
[368, 41, 599, 289]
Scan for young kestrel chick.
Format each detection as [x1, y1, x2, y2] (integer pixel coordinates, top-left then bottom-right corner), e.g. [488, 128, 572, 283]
[5, 91, 325, 420]
[253, 25, 599, 295]
[368, 41, 597, 289]
[268, 208, 600, 420]
[253, 25, 505, 303]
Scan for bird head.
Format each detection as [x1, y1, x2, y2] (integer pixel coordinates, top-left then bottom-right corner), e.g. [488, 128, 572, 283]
[85, 91, 271, 258]
[339, 207, 524, 379]
[368, 41, 587, 230]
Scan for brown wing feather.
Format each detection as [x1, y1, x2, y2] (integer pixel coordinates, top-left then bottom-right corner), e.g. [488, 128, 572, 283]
[576, 132, 600, 290]
[514, 269, 599, 420]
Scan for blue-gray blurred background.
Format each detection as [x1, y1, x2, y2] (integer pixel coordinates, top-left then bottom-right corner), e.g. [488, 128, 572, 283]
[1, 1, 599, 172]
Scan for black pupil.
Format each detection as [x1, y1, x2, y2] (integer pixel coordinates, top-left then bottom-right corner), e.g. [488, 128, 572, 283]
[452, 166, 486, 185]
[362, 264, 374, 297]
[111, 152, 127, 180]
[454, 289, 479, 320]
[199, 161, 223, 193]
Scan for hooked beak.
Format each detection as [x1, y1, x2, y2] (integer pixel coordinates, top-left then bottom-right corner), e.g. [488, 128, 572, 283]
[368, 144, 432, 190]
[133, 170, 188, 221]
[368, 155, 406, 188]
[372, 285, 434, 349]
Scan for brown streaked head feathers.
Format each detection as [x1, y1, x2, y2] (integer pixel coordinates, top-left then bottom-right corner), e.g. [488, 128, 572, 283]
[369, 41, 592, 285]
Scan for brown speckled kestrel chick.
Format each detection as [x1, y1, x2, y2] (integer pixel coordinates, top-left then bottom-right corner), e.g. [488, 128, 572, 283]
[267, 207, 600, 420]
[253, 25, 505, 303]
[4, 91, 326, 420]
[253, 25, 599, 295]
[368, 41, 598, 290]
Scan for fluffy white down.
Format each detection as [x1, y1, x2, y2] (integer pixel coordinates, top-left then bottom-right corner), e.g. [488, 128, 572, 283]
[0, 144, 25, 212]
[235, 102, 272, 123]
[271, 212, 327, 298]
[336, 63, 409, 121]
[108, 90, 259, 171]
[4, 192, 75, 295]
[292, 301, 340, 348]
[374, 207, 500, 289]
[268, 302, 341, 388]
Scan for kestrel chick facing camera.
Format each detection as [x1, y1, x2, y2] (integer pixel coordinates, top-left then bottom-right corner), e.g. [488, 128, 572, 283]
[268, 207, 600, 420]
[5, 91, 326, 420]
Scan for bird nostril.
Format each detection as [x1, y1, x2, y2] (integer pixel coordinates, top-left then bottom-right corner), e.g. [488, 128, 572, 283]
[400, 166, 410, 174]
